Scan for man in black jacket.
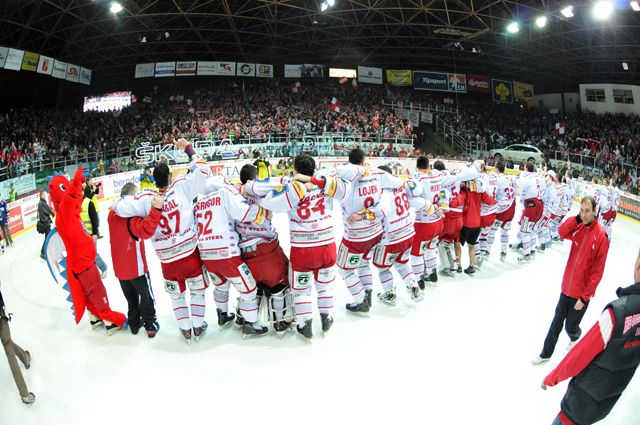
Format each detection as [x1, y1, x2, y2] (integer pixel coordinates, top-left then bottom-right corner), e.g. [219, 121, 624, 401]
[37, 190, 54, 259]
[542, 249, 640, 425]
[1, 283, 35, 404]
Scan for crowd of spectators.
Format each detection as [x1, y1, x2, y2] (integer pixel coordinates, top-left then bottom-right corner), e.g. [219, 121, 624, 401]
[0, 80, 416, 180]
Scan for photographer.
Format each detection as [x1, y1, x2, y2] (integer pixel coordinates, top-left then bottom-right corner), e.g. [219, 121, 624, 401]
[1, 283, 35, 404]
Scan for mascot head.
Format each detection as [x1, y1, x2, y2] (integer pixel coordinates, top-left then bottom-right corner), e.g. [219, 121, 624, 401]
[48, 175, 70, 212]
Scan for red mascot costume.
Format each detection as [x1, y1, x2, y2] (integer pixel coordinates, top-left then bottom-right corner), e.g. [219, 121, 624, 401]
[48, 167, 126, 335]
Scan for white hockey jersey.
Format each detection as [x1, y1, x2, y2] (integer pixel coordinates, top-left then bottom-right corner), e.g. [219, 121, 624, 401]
[194, 186, 265, 260]
[495, 174, 516, 214]
[596, 184, 611, 214]
[260, 175, 350, 248]
[608, 186, 619, 212]
[410, 170, 444, 224]
[437, 161, 482, 214]
[370, 187, 415, 246]
[113, 158, 209, 263]
[542, 180, 557, 214]
[517, 171, 543, 202]
[479, 173, 499, 216]
[549, 183, 568, 217]
[237, 176, 290, 248]
[328, 164, 405, 242]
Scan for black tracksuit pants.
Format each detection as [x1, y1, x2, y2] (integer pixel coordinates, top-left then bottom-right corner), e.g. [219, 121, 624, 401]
[119, 274, 156, 330]
[540, 293, 589, 359]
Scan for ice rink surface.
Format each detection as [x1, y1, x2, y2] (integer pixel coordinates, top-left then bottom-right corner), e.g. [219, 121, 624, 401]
[0, 200, 638, 425]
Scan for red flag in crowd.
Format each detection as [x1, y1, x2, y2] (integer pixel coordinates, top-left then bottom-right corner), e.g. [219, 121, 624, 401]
[131, 94, 138, 103]
[555, 122, 565, 135]
[292, 82, 304, 93]
[329, 97, 340, 112]
[338, 76, 348, 85]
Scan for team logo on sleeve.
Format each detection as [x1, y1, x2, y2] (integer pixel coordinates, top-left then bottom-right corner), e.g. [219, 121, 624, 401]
[272, 185, 288, 197]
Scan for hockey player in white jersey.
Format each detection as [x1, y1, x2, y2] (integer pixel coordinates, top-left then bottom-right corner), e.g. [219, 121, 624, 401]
[409, 155, 445, 288]
[484, 162, 516, 261]
[238, 162, 295, 335]
[535, 170, 558, 252]
[368, 165, 423, 304]
[596, 178, 614, 239]
[476, 168, 499, 267]
[113, 138, 210, 343]
[514, 162, 544, 263]
[194, 180, 269, 337]
[547, 171, 568, 243]
[602, 179, 619, 239]
[261, 154, 350, 341]
[319, 148, 405, 315]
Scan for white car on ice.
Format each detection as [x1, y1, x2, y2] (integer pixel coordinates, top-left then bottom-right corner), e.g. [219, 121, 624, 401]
[489, 144, 544, 164]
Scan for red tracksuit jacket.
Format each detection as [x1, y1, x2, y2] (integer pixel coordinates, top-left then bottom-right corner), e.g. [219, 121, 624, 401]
[108, 208, 162, 281]
[558, 216, 610, 301]
[458, 186, 496, 228]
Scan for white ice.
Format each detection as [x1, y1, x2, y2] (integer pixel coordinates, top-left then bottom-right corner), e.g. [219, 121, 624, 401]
[0, 200, 638, 425]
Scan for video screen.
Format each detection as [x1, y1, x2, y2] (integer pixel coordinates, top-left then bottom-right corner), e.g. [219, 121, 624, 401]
[83, 91, 132, 112]
[329, 68, 357, 78]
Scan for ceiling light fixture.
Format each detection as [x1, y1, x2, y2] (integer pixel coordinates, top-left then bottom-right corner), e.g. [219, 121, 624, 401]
[327, 0, 335, 6]
[561, 6, 574, 18]
[632, 1, 640, 11]
[321, 2, 328, 12]
[109, 1, 123, 14]
[535, 16, 547, 28]
[506, 22, 519, 33]
[622, 62, 629, 70]
[593, 1, 613, 19]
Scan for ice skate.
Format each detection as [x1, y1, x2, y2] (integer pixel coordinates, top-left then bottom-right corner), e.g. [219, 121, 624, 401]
[475, 252, 484, 269]
[193, 321, 208, 342]
[180, 327, 192, 344]
[321, 313, 333, 334]
[274, 320, 291, 335]
[531, 355, 550, 365]
[427, 270, 438, 285]
[345, 299, 370, 316]
[105, 322, 122, 336]
[21, 392, 36, 405]
[296, 319, 313, 342]
[536, 244, 546, 252]
[500, 249, 507, 262]
[509, 241, 523, 251]
[408, 285, 424, 302]
[145, 322, 160, 338]
[234, 308, 245, 327]
[242, 322, 268, 338]
[377, 289, 397, 306]
[417, 276, 427, 290]
[517, 253, 531, 263]
[364, 289, 372, 308]
[217, 308, 235, 328]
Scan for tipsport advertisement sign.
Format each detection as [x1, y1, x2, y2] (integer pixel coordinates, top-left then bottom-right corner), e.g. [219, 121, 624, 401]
[413, 71, 467, 93]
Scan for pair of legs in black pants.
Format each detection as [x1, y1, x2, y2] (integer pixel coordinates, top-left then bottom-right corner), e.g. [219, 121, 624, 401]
[540, 293, 589, 359]
[119, 274, 157, 332]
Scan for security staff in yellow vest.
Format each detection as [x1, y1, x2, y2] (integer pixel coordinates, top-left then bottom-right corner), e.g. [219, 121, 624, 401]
[82, 184, 109, 277]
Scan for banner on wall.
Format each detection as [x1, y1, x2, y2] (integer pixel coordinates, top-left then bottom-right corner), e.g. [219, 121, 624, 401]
[135, 63, 155, 78]
[155, 62, 176, 77]
[284, 64, 325, 78]
[176, 61, 196, 76]
[37, 55, 54, 75]
[4, 48, 24, 70]
[21, 51, 39, 71]
[467, 74, 491, 94]
[618, 193, 640, 221]
[385, 69, 412, 86]
[395, 109, 420, 127]
[66, 64, 80, 82]
[447, 73, 467, 93]
[513, 81, 534, 100]
[0, 46, 8, 68]
[256, 64, 273, 78]
[0, 174, 36, 198]
[79, 67, 91, 85]
[51, 59, 67, 79]
[413, 71, 448, 91]
[236, 63, 255, 77]
[492, 79, 513, 104]
[196, 61, 235, 76]
[357, 66, 383, 84]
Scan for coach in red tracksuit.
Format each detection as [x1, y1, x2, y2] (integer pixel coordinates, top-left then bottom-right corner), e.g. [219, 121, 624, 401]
[534, 196, 610, 364]
[108, 183, 163, 338]
[456, 181, 496, 274]
[542, 250, 640, 425]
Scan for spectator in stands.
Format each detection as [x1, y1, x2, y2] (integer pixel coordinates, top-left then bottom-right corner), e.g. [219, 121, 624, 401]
[37, 189, 54, 259]
[0, 191, 11, 249]
[91, 161, 106, 178]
